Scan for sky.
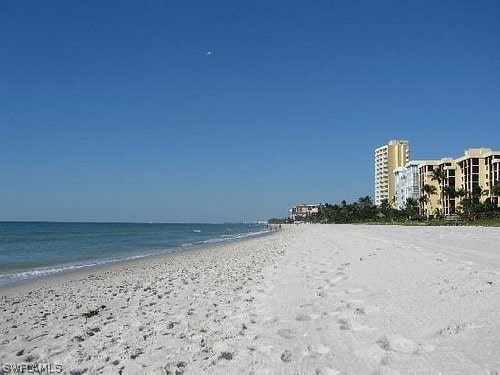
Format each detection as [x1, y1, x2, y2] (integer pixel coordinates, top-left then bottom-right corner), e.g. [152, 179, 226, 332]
[1, 0, 499, 222]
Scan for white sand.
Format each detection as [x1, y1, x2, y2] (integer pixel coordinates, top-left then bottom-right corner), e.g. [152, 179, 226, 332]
[1, 225, 499, 374]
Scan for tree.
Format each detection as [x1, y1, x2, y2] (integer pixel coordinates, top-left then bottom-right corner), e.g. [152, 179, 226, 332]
[431, 167, 446, 184]
[378, 199, 391, 216]
[421, 184, 437, 218]
[404, 198, 419, 219]
[457, 185, 489, 220]
[431, 167, 446, 215]
[356, 196, 375, 221]
[458, 196, 480, 220]
[418, 195, 428, 214]
[455, 188, 467, 203]
[493, 181, 500, 196]
[423, 184, 437, 197]
[471, 185, 483, 203]
[443, 186, 457, 198]
[491, 181, 500, 209]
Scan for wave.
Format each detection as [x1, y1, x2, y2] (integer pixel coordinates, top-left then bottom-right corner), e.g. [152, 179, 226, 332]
[0, 227, 270, 287]
[0, 246, 189, 287]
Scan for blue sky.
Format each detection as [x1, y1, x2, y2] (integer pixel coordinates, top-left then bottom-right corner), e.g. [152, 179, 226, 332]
[1, 0, 499, 222]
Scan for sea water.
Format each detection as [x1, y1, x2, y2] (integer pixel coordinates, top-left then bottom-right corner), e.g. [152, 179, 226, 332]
[0, 222, 268, 286]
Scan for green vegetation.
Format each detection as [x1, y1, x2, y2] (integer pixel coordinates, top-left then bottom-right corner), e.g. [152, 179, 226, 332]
[269, 195, 500, 226]
[307, 197, 414, 224]
[268, 217, 293, 224]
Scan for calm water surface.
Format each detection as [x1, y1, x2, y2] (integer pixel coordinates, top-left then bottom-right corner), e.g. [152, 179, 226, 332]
[0, 222, 268, 286]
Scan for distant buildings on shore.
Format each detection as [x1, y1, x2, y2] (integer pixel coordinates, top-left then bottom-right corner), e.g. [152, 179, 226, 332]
[289, 204, 323, 221]
[375, 140, 500, 217]
[286, 141, 499, 221]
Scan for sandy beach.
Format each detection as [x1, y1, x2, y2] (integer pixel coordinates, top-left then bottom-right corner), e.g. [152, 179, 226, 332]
[1, 224, 499, 374]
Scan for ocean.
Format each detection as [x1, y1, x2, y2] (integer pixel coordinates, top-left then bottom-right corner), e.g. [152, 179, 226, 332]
[0, 222, 268, 286]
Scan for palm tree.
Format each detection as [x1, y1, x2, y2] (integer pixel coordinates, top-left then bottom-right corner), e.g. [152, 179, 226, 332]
[422, 184, 438, 218]
[357, 196, 375, 221]
[431, 167, 446, 184]
[442, 185, 460, 215]
[431, 167, 446, 214]
[423, 184, 437, 197]
[457, 185, 489, 220]
[378, 199, 392, 219]
[357, 196, 373, 207]
[455, 187, 466, 199]
[443, 186, 457, 198]
[471, 185, 483, 203]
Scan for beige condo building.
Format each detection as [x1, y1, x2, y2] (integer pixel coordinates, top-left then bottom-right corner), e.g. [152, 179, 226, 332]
[418, 148, 500, 217]
[374, 140, 410, 206]
[418, 158, 457, 217]
[456, 148, 500, 200]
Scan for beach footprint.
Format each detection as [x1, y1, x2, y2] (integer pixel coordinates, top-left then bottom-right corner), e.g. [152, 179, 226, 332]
[296, 314, 312, 322]
[277, 328, 295, 339]
[307, 342, 331, 356]
[316, 367, 341, 375]
[337, 318, 377, 332]
[435, 322, 476, 336]
[377, 334, 435, 354]
[327, 276, 345, 285]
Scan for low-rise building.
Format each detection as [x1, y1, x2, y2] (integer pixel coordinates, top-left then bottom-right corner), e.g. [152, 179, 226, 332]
[416, 148, 500, 217]
[288, 204, 323, 221]
[456, 148, 500, 204]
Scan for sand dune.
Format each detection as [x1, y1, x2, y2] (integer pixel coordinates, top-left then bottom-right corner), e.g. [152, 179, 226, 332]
[1, 225, 499, 374]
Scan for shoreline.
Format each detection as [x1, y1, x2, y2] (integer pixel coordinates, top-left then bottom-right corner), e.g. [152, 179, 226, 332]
[0, 226, 272, 292]
[1, 227, 288, 374]
[0, 228, 274, 292]
[1, 224, 499, 374]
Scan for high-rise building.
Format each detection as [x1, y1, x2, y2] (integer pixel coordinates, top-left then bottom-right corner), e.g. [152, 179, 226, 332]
[394, 161, 424, 210]
[374, 140, 410, 206]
